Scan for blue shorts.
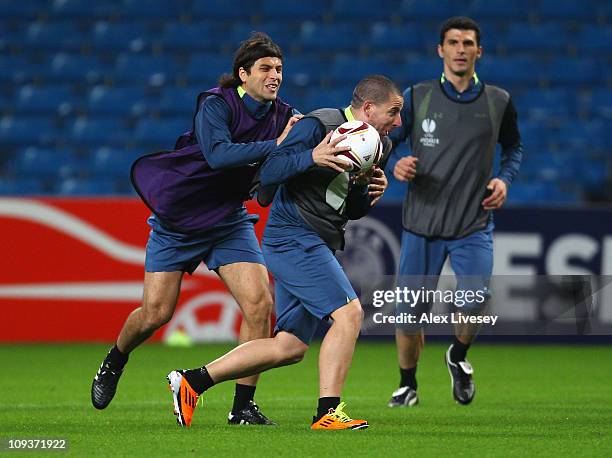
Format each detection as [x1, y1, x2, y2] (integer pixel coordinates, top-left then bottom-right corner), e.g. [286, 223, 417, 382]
[145, 207, 264, 274]
[397, 221, 494, 319]
[262, 235, 357, 345]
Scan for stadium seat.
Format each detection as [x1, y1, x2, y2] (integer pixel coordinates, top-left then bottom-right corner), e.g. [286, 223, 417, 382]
[133, 118, 189, 148]
[90, 147, 141, 179]
[532, 0, 599, 21]
[0, 0, 47, 18]
[121, 0, 184, 19]
[0, 116, 59, 145]
[399, 0, 462, 21]
[261, 0, 328, 21]
[24, 21, 85, 51]
[576, 26, 612, 56]
[579, 89, 612, 119]
[369, 23, 428, 53]
[70, 117, 130, 146]
[114, 54, 174, 86]
[185, 53, 232, 83]
[329, 55, 398, 85]
[504, 23, 570, 54]
[553, 120, 608, 152]
[514, 89, 575, 122]
[226, 22, 294, 52]
[477, 56, 540, 87]
[47, 53, 108, 84]
[331, 0, 397, 21]
[8, 147, 80, 179]
[283, 55, 326, 87]
[158, 86, 202, 115]
[50, 0, 117, 18]
[467, 0, 530, 21]
[0, 178, 46, 195]
[0, 56, 38, 84]
[399, 58, 442, 86]
[301, 86, 352, 113]
[57, 178, 118, 195]
[157, 22, 224, 52]
[299, 22, 359, 53]
[88, 85, 149, 116]
[542, 58, 600, 87]
[14, 85, 76, 116]
[91, 21, 149, 52]
[192, 0, 261, 20]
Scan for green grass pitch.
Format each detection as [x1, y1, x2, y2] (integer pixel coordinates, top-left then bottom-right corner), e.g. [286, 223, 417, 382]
[1, 342, 611, 456]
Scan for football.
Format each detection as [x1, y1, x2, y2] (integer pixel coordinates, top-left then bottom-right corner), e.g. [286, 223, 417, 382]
[331, 120, 382, 173]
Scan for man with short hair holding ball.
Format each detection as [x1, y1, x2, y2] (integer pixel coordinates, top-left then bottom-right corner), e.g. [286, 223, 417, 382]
[167, 75, 402, 430]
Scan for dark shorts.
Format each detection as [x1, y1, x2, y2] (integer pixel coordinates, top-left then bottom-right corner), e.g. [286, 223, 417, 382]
[397, 222, 494, 328]
[145, 207, 264, 274]
[262, 236, 357, 345]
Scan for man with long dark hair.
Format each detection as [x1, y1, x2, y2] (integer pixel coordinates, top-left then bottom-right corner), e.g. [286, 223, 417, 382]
[91, 32, 299, 426]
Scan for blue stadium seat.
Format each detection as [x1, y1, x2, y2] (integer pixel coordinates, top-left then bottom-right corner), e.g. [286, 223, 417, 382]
[0, 56, 37, 84]
[514, 89, 574, 122]
[399, 0, 463, 21]
[505, 23, 570, 54]
[9, 148, 80, 179]
[553, 120, 607, 152]
[158, 86, 202, 115]
[91, 21, 149, 52]
[399, 57, 441, 86]
[329, 55, 398, 85]
[301, 86, 352, 113]
[186, 53, 232, 84]
[579, 89, 612, 119]
[90, 147, 141, 179]
[226, 22, 294, 52]
[121, 0, 184, 19]
[133, 118, 189, 147]
[157, 22, 224, 52]
[70, 117, 130, 145]
[300, 22, 359, 53]
[478, 56, 540, 87]
[369, 23, 428, 52]
[0, 116, 59, 145]
[0, 178, 46, 196]
[14, 85, 76, 116]
[467, 0, 530, 21]
[192, 0, 261, 20]
[576, 26, 612, 55]
[25, 21, 85, 51]
[57, 178, 118, 195]
[532, 0, 599, 21]
[0, 0, 47, 18]
[261, 0, 327, 21]
[50, 0, 117, 18]
[88, 85, 149, 116]
[283, 55, 326, 87]
[331, 0, 398, 21]
[542, 58, 600, 87]
[518, 120, 550, 153]
[114, 54, 174, 86]
[48, 53, 107, 83]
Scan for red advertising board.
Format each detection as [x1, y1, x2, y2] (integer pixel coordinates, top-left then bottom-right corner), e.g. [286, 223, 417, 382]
[0, 198, 268, 342]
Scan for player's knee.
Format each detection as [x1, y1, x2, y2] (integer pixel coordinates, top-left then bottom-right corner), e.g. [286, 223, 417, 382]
[141, 306, 174, 333]
[336, 300, 364, 330]
[280, 341, 308, 365]
[240, 289, 273, 327]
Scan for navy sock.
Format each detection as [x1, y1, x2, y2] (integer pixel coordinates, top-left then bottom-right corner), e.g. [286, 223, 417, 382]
[106, 345, 129, 369]
[183, 366, 215, 395]
[232, 384, 256, 414]
[315, 397, 340, 421]
[399, 366, 417, 390]
[450, 338, 470, 363]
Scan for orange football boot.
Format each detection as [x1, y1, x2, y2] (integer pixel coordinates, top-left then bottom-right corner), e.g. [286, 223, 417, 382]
[167, 370, 200, 427]
[311, 402, 368, 430]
